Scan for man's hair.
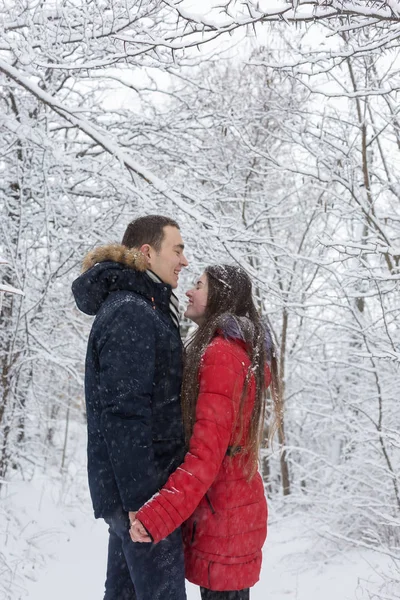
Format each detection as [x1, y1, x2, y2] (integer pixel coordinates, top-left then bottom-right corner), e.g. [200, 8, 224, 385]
[121, 215, 180, 252]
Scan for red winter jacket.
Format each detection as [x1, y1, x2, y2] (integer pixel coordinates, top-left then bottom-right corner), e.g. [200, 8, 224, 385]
[136, 333, 271, 591]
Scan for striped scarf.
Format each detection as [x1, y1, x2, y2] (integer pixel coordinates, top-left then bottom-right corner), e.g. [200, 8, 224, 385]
[146, 270, 180, 329]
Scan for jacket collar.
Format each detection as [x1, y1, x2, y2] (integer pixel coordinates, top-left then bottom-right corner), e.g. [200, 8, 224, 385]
[216, 313, 273, 363]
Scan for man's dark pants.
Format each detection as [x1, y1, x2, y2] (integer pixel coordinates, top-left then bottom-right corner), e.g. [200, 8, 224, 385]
[104, 506, 187, 600]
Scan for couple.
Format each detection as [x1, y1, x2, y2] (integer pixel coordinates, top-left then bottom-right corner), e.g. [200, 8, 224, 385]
[72, 215, 280, 600]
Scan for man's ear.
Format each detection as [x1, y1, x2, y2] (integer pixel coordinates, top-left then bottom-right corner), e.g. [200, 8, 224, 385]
[139, 244, 152, 265]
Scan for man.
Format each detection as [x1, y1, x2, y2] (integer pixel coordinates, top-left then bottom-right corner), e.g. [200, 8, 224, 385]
[72, 215, 189, 600]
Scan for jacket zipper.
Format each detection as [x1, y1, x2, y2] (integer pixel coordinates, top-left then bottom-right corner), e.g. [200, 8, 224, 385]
[205, 493, 216, 514]
[191, 520, 197, 544]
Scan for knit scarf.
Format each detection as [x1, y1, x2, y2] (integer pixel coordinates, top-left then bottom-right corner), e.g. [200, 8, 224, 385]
[146, 270, 180, 329]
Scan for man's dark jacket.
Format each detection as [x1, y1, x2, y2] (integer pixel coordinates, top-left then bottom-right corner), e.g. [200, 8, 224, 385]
[72, 244, 185, 518]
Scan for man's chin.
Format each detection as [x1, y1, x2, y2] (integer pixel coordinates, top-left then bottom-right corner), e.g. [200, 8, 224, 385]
[170, 274, 180, 289]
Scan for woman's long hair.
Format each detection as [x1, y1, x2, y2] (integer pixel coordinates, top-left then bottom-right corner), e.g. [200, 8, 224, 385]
[181, 265, 282, 477]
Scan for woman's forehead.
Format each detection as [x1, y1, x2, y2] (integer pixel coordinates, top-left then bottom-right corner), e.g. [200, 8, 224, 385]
[193, 272, 207, 285]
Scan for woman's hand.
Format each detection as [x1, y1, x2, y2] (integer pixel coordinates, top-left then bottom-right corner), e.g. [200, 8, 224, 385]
[129, 517, 152, 543]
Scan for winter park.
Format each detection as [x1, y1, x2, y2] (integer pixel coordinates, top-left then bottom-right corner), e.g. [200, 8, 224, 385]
[1, 1, 400, 599]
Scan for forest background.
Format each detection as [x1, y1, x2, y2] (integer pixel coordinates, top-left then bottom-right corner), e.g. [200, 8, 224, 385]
[1, 1, 399, 598]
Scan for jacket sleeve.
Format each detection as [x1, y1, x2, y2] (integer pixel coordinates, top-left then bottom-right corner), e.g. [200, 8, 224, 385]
[96, 298, 158, 511]
[136, 342, 242, 542]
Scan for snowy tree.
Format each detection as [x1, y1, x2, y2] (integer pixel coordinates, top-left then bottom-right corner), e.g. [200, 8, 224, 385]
[1, 2, 400, 597]
[131, 26, 400, 576]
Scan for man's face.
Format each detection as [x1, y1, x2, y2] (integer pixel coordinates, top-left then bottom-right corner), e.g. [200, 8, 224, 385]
[144, 226, 188, 288]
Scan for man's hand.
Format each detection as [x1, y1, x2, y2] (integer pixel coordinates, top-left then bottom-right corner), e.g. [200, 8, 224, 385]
[129, 513, 152, 543]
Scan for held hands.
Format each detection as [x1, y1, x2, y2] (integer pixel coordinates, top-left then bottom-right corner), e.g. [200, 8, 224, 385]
[129, 510, 151, 543]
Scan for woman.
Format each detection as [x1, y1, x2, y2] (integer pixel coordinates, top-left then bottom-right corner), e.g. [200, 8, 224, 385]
[131, 265, 281, 600]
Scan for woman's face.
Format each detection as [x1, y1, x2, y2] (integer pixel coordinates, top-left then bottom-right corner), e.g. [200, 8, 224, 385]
[184, 272, 208, 325]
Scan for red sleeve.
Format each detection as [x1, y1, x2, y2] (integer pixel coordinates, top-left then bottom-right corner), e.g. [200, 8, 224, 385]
[135, 341, 243, 542]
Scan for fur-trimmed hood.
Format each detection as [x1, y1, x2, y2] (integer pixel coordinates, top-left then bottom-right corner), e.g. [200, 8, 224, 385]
[72, 243, 171, 316]
[217, 313, 274, 363]
[82, 243, 148, 273]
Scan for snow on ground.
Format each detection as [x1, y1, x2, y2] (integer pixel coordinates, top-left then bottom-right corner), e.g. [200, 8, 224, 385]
[2, 472, 395, 600]
[24, 515, 394, 600]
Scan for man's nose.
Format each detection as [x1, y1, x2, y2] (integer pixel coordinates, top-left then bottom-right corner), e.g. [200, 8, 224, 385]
[181, 254, 189, 267]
